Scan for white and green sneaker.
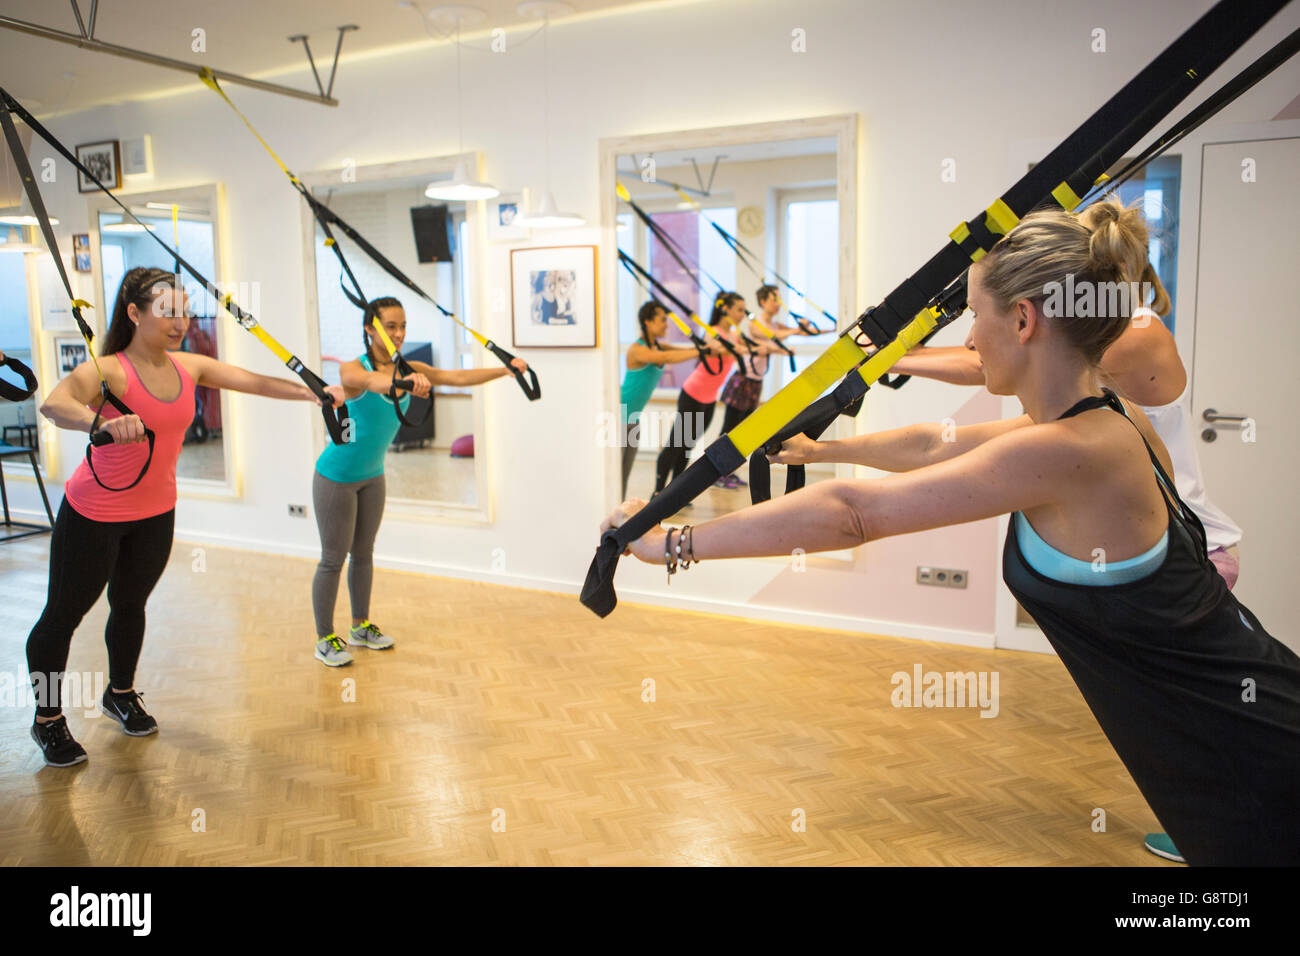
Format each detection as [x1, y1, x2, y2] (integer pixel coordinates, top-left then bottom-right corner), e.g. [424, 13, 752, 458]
[315, 633, 354, 667]
[348, 620, 394, 650]
[1143, 832, 1185, 863]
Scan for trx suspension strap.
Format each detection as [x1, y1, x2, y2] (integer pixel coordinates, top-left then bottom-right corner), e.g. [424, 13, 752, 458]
[667, 184, 837, 336]
[201, 70, 541, 404]
[0, 354, 38, 402]
[0, 93, 155, 489]
[615, 184, 748, 367]
[0, 87, 351, 449]
[617, 250, 722, 374]
[581, 0, 1290, 618]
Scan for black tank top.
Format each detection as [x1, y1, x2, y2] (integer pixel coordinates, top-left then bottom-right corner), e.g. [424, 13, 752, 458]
[1003, 389, 1300, 865]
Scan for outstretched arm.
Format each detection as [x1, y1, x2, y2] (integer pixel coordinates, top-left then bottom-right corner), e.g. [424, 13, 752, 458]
[408, 358, 525, 388]
[606, 423, 1077, 563]
[886, 346, 985, 387]
[186, 353, 342, 406]
[769, 413, 1032, 472]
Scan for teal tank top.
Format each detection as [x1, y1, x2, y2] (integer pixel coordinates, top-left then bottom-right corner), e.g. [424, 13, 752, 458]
[620, 339, 663, 425]
[315, 354, 411, 483]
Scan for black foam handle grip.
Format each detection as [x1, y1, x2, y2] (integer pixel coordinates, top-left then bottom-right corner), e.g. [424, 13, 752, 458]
[487, 341, 541, 401]
[90, 429, 114, 447]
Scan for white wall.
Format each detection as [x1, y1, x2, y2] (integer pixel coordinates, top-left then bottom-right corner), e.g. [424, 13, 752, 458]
[9, 0, 1300, 645]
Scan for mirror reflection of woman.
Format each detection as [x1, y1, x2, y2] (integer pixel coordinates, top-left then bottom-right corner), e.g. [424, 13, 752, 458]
[620, 300, 723, 499]
[715, 284, 799, 489]
[652, 292, 746, 498]
[603, 209, 1300, 865]
[28, 267, 346, 768]
[310, 296, 529, 667]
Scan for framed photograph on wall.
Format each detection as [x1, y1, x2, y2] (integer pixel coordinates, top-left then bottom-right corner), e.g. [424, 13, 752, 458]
[488, 190, 530, 242]
[72, 233, 91, 272]
[54, 336, 89, 378]
[509, 245, 597, 348]
[75, 140, 121, 193]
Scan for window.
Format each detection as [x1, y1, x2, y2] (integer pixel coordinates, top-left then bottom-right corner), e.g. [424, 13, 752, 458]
[778, 191, 839, 387]
[0, 235, 40, 465]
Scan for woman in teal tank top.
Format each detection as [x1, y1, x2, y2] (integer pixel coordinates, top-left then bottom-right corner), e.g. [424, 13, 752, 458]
[312, 296, 529, 667]
[620, 300, 722, 498]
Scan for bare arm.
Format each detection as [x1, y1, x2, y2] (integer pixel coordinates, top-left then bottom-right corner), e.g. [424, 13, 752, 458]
[39, 360, 116, 434]
[1098, 318, 1186, 406]
[770, 413, 1033, 471]
[409, 359, 520, 388]
[886, 346, 985, 387]
[186, 353, 326, 403]
[627, 343, 702, 368]
[607, 423, 1079, 562]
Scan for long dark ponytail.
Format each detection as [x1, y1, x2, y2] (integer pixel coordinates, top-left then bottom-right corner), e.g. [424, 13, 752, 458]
[102, 267, 180, 355]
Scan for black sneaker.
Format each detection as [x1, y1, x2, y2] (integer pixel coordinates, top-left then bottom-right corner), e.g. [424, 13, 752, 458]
[31, 716, 88, 768]
[101, 689, 158, 736]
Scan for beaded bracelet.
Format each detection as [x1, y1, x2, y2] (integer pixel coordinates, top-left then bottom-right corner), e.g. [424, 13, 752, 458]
[677, 525, 692, 570]
[664, 527, 679, 584]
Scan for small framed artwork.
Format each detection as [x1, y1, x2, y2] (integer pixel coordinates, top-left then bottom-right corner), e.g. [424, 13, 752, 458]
[72, 233, 91, 272]
[509, 245, 598, 348]
[488, 190, 530, 242]
[55, 336, 89, 378]
[75, 140, 121, 193]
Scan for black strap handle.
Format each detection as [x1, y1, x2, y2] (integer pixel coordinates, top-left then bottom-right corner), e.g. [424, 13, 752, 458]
[292, 363, 351, 445]
[485, 341, 540, 401]
[0, 354, 38, 402]
[86, 384, 155, 492]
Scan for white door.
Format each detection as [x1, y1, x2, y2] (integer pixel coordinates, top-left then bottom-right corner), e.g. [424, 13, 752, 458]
[1191, 136, 1300, 651]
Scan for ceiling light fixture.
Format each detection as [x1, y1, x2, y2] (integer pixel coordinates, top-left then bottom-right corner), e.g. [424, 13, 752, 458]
[424, 6, 499, 202]
[515, 2, 584, 229]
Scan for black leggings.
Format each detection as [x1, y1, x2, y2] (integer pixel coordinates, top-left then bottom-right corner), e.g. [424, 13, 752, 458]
[26, 498, 175, 717]
[655, 391, 716, 493]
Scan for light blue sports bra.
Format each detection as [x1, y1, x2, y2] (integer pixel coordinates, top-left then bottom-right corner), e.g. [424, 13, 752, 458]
[1015, 511, 1168, 586]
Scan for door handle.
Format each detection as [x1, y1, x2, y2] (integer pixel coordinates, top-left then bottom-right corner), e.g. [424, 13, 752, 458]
[1202, 408, 1248, 424]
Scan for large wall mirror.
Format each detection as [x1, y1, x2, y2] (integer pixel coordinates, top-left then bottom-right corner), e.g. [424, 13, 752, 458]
[299, 155, 488, 518]
[90, 183, 233, 491]
[600, 116, 857, 523]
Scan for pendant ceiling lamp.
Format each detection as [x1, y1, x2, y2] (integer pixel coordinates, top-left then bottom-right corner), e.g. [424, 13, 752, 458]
[515, 2, 584, 229]
[424, 6, 500, 202]
[0, 225, 40, 253]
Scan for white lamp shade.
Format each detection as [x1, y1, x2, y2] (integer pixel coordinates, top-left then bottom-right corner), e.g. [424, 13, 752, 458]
[0, 225, 41, 253]
[516, 190, 585, 229]
[425, 159, 500, 201]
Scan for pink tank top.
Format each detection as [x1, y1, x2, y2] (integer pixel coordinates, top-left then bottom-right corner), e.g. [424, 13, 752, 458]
[681, 328, 738, 403]
[63, 352, 196, 522]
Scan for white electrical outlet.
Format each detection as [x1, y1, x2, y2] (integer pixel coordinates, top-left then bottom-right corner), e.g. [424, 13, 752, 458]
[288, 504, 307, 518]
[917, 566, 968, 588]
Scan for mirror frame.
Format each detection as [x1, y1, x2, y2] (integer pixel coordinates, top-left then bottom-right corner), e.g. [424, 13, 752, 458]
[297, 152, 492, 525]
[87, 181, 239, 499]
[597, 114, 860, 520]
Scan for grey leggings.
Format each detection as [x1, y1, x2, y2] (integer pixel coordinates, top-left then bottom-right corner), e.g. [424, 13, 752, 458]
[620, 419, 639, 500]
[312, 470, 386, 637]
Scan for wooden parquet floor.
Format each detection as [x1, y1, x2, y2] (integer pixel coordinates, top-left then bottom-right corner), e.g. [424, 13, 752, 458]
[0, 534, 1173, 866]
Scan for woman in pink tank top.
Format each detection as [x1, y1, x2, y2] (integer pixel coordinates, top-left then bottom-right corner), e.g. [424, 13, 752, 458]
[26, 267, 344, 768]
[653, 292, 750, 496]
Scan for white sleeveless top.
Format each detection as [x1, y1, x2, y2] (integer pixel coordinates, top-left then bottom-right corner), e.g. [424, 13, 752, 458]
[1137, 386, 1242, 552]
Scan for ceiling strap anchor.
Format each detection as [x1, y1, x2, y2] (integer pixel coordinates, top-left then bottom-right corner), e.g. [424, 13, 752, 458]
[290, 25, 358, 100]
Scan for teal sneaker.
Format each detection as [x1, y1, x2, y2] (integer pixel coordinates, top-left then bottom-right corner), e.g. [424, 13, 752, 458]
[315, 634, 353, 667]
[1143, 832, 1185, 863]
[348, 620, 394, 650]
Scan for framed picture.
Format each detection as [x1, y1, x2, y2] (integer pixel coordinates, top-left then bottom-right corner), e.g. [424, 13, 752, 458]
[72, 233, 91, 272]
[75, 140, 121, 193]
[54, 336, 89, 378]
[509, 245, 598, 349]
[488, 189, 530, 242]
